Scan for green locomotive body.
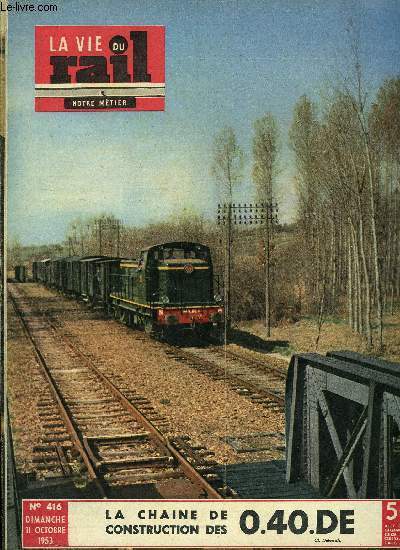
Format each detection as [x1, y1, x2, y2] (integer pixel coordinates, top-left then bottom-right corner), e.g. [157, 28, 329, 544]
[109, 241, 223, 337]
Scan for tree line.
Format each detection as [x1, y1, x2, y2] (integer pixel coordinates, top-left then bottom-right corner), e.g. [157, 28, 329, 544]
[290, 76, 400, 349]
[209, 65, 399, 349]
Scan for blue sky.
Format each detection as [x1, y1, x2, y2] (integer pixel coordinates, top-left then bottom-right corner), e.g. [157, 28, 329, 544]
[7, 0, 400, 245]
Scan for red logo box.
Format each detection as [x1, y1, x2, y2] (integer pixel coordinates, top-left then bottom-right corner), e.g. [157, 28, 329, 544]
[35, 26, 165, 112]
[22, 500, 69, 548]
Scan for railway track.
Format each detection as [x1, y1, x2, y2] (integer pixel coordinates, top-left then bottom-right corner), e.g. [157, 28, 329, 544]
[9, 284, 233, 499]
[163, 343, 286, 412]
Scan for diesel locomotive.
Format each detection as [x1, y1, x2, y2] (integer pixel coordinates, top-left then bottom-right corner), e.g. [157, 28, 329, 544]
[32, 241, 224, 339]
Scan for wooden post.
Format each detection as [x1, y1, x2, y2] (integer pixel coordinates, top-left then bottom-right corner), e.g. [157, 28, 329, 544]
[225, 202, 232, 331]
[98, 219, 102, 255]
[116, 220, 120, 257]
[265, 202, 271, 336]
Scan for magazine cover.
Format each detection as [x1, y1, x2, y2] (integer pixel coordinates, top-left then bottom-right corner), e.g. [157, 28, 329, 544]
[1, 0, 400, 548]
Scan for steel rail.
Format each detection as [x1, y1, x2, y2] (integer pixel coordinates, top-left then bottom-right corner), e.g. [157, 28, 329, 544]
[210, 345, 287, 378]
[56, 330, 223, 498]
[8, 290, 107, 498]
[164, 344, 286, 408]
[42, 310, 224, 499]
[11, 286, 223, 498]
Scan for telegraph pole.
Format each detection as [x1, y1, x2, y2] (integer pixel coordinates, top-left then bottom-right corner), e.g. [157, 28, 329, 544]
[218, 203, 233, 331]
[226, 202, 232, 330]
[217, 200, 278, 336]
[116, 219, 120, 257]
[264, 200, 278, 336]
[265, 205, 271, 336]
[108, 219, 122, 256]
[98, 219, 102, 255]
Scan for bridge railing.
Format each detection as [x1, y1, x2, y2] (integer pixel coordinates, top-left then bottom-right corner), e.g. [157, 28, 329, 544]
[285, 351, 400, 498]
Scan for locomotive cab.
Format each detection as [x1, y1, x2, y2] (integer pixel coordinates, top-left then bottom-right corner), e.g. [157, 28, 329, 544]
[146, 242, 223, 337]
[110, 241, 224, 338]
[150, 243, 212, 306]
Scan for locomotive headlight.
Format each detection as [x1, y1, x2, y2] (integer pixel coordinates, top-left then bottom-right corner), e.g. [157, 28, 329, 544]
[160, 295, 169, 304]
[214, 293, 223, 303]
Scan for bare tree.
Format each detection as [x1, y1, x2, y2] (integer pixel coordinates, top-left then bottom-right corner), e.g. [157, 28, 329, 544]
[370, 78, 400, 318]
[289, 96, 322, 312]
[211, 127, 243, 330]
[7, 237, 23, 269]
[290, 71, 399, 350]
[252, 113, 279, 335]
[64, 214, 122, 257]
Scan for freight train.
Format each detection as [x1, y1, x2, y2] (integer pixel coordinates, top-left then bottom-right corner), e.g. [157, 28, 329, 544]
[32, 241, 224, 339]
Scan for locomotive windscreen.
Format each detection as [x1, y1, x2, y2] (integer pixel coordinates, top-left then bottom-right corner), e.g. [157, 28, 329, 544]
[164, 270, 212, 304]
[156, 245, 209, 261]
[154, 243, 213, 305]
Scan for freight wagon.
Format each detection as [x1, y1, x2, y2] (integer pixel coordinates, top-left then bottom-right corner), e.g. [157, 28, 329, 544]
[14, 265, 27, 283]
[32, 241, 224, 339]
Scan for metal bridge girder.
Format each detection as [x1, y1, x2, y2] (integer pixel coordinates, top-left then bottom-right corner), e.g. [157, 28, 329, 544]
[285, 351, 400, 499]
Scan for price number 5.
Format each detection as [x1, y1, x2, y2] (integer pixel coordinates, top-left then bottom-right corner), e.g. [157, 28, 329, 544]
[386, 502, 399, 521]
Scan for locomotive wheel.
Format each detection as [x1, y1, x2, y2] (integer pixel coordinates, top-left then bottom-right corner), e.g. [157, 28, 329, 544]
[213, 325, 225, 344]
[144, 319, 155, 336]
[129, 314, 139, 329]
[198, 325, 212, 338]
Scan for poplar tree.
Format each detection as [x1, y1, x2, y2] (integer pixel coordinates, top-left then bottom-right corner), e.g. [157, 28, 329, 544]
[252, 113, 279, 335]
[211, 127, 243, 330]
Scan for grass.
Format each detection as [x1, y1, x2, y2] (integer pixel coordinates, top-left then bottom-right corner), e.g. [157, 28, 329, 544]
[238, 312, 400, 363]
[269, 343, 296, 356]
[301, 314, 348, 325]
